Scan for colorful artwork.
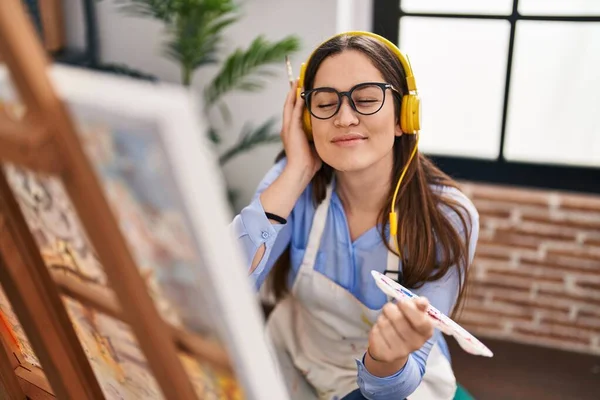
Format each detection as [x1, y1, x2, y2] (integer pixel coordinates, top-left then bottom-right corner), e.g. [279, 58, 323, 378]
[0, 162, 243, 398]
[72, 113, 218, 335]
[0, 286, 40, 367]
[0, 65, 287, 399]
[63, 297, 243, 399]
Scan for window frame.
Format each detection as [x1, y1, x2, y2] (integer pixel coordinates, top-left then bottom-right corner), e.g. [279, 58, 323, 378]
[372, 0, 600, 194]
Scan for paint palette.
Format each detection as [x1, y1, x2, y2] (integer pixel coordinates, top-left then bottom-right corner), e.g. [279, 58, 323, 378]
[371, 270, 493, 358]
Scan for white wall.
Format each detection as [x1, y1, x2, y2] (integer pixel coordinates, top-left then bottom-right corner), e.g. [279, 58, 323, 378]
[61, 0, 372, 211]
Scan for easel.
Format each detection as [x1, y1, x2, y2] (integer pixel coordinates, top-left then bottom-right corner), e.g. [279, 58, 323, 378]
[0, 1, 234, 398]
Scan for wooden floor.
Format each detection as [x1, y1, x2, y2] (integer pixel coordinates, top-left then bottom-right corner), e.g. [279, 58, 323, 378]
[448, 336, 600, 400]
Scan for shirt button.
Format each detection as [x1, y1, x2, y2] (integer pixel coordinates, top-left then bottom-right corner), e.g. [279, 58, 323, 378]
[261, 231, 269, 239]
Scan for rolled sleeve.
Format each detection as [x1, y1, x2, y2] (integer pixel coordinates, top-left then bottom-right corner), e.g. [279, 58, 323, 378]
[355, 353, 423, 400]
[230, 194, 291, 290]
[239, 197, 280, 246]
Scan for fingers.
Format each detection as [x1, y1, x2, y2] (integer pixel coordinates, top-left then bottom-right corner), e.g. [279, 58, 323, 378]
[398, 298, 434, 338]
[369, 322, 399, 363]
[370, 308, 412, 363]
[369, 298, 435, 363]
[290, 83, 306, 129]
[381, 302, 404, 334]
[282, 80, 298, 132]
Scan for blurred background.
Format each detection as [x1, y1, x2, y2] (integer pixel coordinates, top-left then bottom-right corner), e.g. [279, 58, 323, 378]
[16, 0, 600, 399]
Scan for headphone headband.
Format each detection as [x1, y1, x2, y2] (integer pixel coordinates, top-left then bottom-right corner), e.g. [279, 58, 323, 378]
[301, 31, 417, 93]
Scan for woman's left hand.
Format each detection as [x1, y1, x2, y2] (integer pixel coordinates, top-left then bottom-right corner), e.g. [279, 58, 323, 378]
[365, 297, 434, 376]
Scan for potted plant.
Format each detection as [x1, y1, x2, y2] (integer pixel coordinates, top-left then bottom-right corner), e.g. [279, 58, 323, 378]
[118, 0, 301, 208]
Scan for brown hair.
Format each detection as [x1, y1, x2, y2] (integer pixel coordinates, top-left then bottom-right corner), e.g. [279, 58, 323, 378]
[268, 35, 473, 318]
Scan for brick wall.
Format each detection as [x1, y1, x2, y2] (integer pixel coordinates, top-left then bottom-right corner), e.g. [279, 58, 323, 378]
[457, 182, 600, 356]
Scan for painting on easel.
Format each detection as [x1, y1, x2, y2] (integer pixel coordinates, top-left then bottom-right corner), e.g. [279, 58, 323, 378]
[0, 61, 287, 399]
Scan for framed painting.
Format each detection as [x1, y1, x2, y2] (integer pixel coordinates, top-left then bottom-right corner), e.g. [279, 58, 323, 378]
[0, 62, 287, 399]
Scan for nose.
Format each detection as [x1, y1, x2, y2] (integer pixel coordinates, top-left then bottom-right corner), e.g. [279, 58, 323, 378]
[334, 95, 359, 127]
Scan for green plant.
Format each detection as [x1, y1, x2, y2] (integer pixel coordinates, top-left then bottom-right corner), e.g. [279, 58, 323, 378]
[118, 0, 300, 206]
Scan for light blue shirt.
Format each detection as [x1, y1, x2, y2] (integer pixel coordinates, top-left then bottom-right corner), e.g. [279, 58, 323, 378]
[230, 157, 479, 399]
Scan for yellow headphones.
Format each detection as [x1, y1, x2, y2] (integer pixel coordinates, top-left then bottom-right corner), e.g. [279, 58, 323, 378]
[296, 31, 422, 258]
[297, 30, 421, 140]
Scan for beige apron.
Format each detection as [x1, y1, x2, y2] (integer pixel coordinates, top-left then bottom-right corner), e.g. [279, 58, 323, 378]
[267, 184, 456, 400]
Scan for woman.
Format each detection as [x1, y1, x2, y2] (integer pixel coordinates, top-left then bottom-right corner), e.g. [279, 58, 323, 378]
[230, 31, 479, 400]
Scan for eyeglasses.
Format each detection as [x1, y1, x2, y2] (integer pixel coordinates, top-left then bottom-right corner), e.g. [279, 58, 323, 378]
[301, 82, 399, 120]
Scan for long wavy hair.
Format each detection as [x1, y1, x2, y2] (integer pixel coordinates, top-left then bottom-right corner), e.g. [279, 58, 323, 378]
[267, 35, 473, 318]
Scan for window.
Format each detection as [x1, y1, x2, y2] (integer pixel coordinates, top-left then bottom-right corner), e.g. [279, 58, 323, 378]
[373, 0, 600, 193]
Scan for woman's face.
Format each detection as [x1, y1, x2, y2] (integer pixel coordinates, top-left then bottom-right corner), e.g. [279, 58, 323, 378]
[309, 50, 402, 173]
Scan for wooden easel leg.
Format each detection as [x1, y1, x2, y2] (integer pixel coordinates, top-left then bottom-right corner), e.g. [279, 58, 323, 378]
[0, 171, 104, 400]
[0, 333, 25, 400]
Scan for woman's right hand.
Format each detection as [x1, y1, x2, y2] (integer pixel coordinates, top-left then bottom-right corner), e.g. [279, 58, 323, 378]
[281, 80, 322, 180]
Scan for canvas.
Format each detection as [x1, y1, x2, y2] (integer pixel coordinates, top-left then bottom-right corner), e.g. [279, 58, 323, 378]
[0, 64, 287, 399]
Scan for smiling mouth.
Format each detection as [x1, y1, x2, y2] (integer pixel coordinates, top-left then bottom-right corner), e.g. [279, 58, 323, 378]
[331, 137, 367, 147]
[331, 134, 367, 144]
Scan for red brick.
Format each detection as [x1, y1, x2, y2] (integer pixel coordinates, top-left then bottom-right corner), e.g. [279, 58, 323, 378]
[541, 317, 600, 334]
[536, 281, 569, 296]
[546, 246, 600, 262]
[481, 270, 542, 289]
[537, 288, 600, 308]
[475, 244, 512, 260]
[473, 280, 531, 294]
[521, 210, 600, 231]
[486, 267, 564, 285]
[577, 316, 600, 331]
[575, 280, 600, 292]
[470, 183, 553, 207]
[584, 236, 600, 247]
[507, 223, 578, 242]
[473, 200, 513, 219]
[462, 305, 533, 322]
[462, 290, 486, 303]
[537, 309, 573, 324]
[512, 327, 590, 346]
[492, 294, 570, 314]
[479, 217, 512, 231]
[481, 231, 541, 250]
[579, 309, 600, 319]
[559, 194, 600, 213]
[483, 296, 543, 317]
[465, 326, 509, 340]
[520, 254, 600, 277]
[539, 320, 598, 340]
[456, 311, 508, 327]
[458, 318, 503, 331]
[464, 285, 492, 301]
[474, 199, 549, 219]
[474, 254, 511, 265]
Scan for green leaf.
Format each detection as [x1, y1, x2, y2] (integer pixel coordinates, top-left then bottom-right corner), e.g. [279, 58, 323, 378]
[218, 117, 281, 165]
[116, 0, 179, 22]
[119, 0, 241, 83]
[207, 126, 221, 145]
[205, 35, 301, 106]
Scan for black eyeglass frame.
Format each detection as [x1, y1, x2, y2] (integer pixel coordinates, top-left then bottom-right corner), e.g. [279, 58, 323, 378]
[301, 82, 400, 120]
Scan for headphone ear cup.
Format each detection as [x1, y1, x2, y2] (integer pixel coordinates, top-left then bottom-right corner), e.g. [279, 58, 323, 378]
[412, 95, 421, 132]
[401, 94, 420, 134]
[400, 94, 409, 134]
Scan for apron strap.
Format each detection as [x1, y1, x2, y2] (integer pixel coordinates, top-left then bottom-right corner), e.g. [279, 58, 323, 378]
[385, 235, 401, 283]
[301, 183, 333, 271]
